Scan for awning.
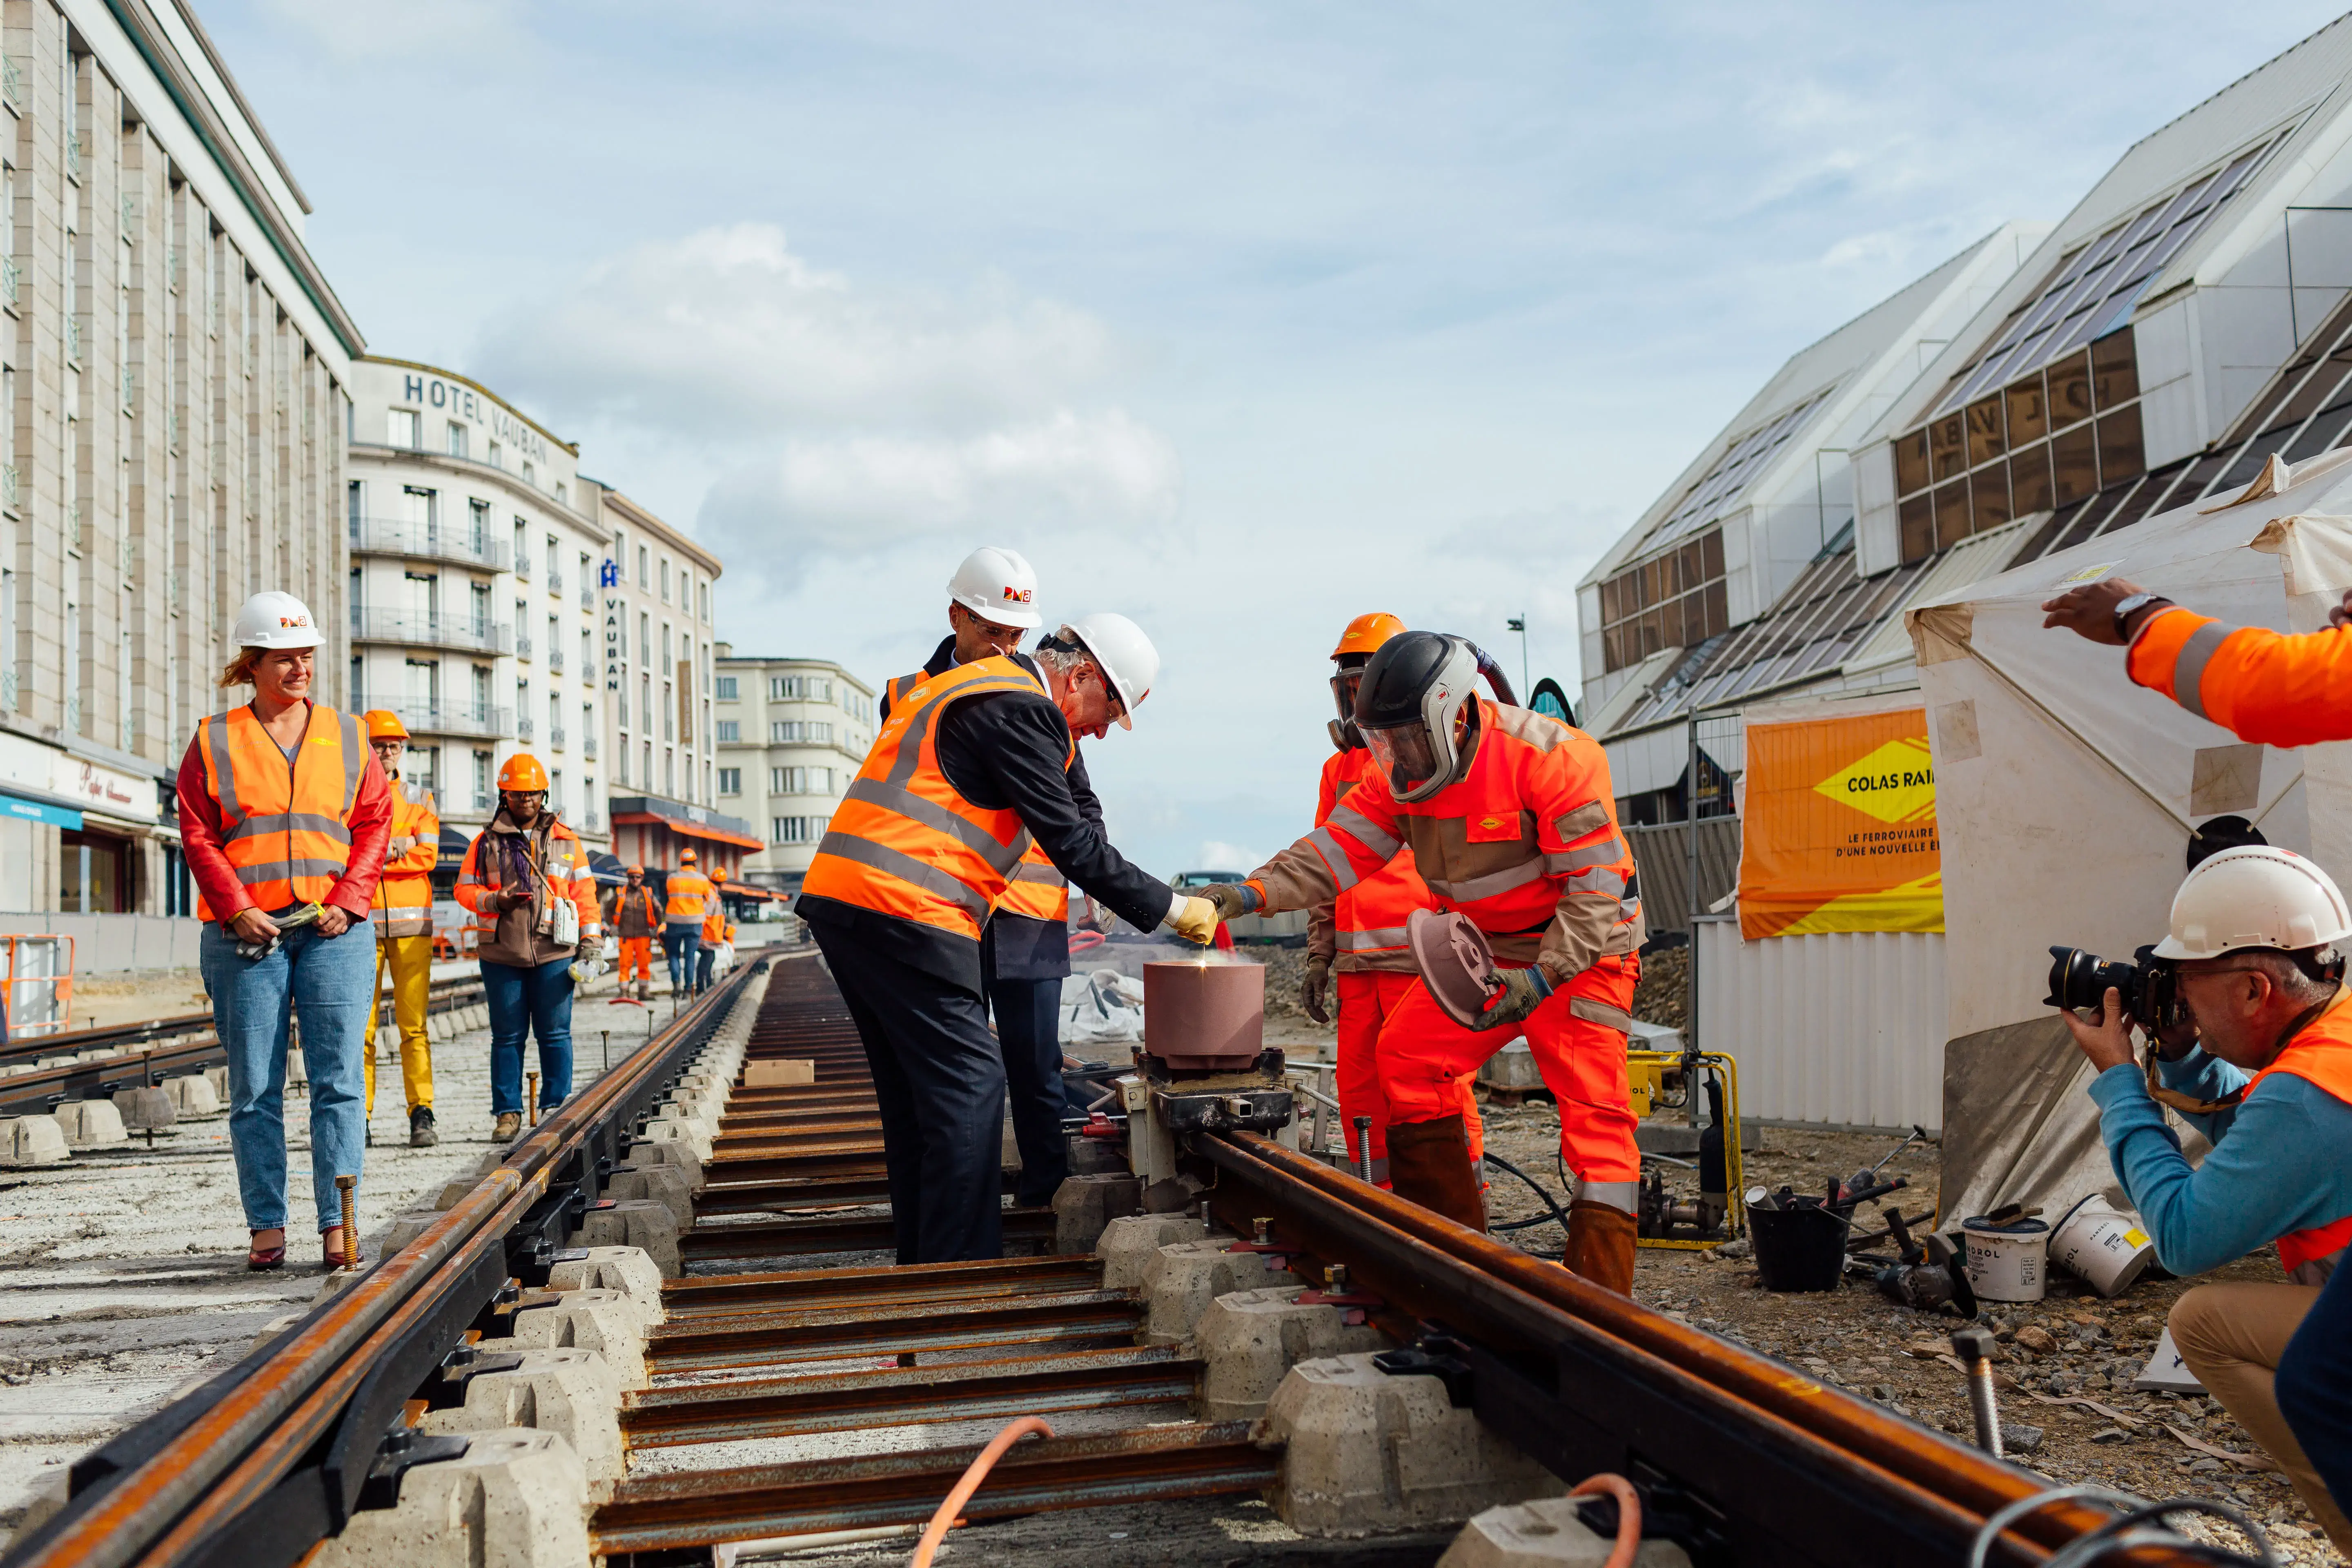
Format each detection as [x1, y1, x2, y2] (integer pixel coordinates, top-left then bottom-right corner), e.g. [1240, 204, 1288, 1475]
[610, 811, 766, 851]
[0, 790, 79, 830]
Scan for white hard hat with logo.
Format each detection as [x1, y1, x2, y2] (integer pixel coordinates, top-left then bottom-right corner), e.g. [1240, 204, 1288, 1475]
[948, 546, 1040, 630]
[1063, 612, 1159, 731]
[2153, 844, 2352, 960]
[231, 591, 324, 650]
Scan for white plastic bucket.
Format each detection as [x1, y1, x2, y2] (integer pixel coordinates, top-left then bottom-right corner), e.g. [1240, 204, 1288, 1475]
[1962, 1216, 2049, 1302]
[2050, 1197, 2156, 1297]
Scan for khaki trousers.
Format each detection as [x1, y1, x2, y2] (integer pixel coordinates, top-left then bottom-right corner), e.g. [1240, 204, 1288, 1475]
[2171, 1281, 2352, 1551]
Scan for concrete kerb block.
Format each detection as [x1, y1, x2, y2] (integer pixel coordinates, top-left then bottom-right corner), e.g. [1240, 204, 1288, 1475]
[1437, 1498, 1695, 1568]
[1256, 1352, 1564, 1537]
[0, 1115, 70, 1167]
[419, 1346, 625, 1487]
[112, 1086, 178, 1134]
[625, 1137, 705, 1193]
[509, 1290, 649, 1389]
[1198, 1286, 1391, 1421]
[55, 1099, 131, 1149]
[606, 1163, 695, 1232]
[1054, 1173, 1143, 1256]
[308, 1428, 590, 1568]
[248, 1310, 309, 1354]
[165, 1073, 223, 1119]
[570, 1198, 682, 1278]
[548, 1245, 666, 1317]
[641, 1116, 711, 1165]
[1140, 1238, 1302, 1346]
[1097, 1212, 1205, 1292]
[204, 1064, 230, 1102]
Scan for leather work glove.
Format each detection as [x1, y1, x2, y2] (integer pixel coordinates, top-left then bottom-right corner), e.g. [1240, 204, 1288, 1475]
[1471, 965, 1555, 1033]
[1301, 956, 1331, 1025]
[1165, 894, 1221, 946]
[1193, 883, 1259, 923]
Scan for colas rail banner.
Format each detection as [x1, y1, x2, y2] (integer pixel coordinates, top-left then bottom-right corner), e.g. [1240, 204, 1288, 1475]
[1736, 704, 1942, 940]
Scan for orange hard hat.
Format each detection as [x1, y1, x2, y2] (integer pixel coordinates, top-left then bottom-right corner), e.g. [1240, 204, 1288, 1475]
[625, 864, 644, 875]
[361, 709, 408, 742]
[679, 847, 698, 864]
[496, 753, 548, 792]
[713, 869, 728, 883]
[1331, 612, 1408, 661]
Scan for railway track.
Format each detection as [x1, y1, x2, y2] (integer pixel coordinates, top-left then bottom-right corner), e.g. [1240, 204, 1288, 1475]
[0, 951, 2238, 1568]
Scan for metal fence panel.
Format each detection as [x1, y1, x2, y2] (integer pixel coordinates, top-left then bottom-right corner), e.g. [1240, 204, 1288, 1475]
[1624, 819, 1741, 934]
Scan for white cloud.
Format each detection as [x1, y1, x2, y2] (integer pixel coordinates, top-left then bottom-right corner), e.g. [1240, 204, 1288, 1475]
[254, 0, 526, 61]
[697, 408, 1180, 562]
[475, 223, 1118, 438]
[1195, 841, 1265, 874]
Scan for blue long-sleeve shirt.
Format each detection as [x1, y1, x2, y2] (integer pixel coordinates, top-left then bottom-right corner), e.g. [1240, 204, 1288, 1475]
[2089, 1049, 2352, 1280]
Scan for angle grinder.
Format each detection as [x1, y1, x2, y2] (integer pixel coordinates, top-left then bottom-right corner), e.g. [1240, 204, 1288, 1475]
[1406, 909, 1504, 1027]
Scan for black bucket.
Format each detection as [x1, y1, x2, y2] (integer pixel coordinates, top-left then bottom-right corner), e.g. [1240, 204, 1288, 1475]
[1747, 1200, 1849, 1292]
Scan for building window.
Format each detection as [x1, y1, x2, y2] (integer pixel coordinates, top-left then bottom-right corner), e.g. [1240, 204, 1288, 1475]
[472, 750, 494, 813]
[660, 557, 671, 602]
[718, 768, 742, 795]
[716, 719, 739, 742]
[388, 408, 419, 447]
[769, 675, 798, 700]
[699, 580, 710, 623]
[487, 439, 502, 469]
[522, 459, 535, 488]
[770, 721, 797, 743]
[637, 545, 648, 587]
[1596, 528, 1728, 674]
[774, 816, 810, 844]
[446, 421, 468, 459]
[716, 675, 738, 700]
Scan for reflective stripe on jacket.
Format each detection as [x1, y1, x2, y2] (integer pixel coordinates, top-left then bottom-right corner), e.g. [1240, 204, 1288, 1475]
[2247, 989, 2352, 1279]
[604, 884, 661, 938]
[1312, 747, 1432, 974]
[1246, 699, 1642, 984]
[664, 869, 714, 924]
[454, 814, 602, 968]
[996, 842, 1070, 924]
[799, 655, 1058, 943]
[194, 704, 366, 921]
[2127, 605, 2352, 746]
[370, 780, 439, 939]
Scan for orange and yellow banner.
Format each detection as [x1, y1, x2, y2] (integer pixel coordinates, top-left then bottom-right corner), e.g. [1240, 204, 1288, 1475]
[1737, 706, 1943, 940]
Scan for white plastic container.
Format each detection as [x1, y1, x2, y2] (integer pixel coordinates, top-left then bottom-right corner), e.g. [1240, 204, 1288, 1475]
[1962, 1215, 2049, 1302]
[2049, 1196, 2156, 1297]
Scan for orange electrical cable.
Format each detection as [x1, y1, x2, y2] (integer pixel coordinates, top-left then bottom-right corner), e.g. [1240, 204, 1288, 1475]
[1570, 1472, 1644, 1568]
[908, 1416, 1053, 1567]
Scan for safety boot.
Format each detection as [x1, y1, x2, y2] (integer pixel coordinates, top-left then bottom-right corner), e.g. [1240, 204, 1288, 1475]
[409, 1106, 438, 1147]
[1385, 1114, 1488, 1232]
[1566, 1199, 1637, 1294]
[492, 1111, 522, 1143]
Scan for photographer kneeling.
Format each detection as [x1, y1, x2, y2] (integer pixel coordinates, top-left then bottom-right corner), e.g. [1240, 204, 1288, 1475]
[2058, 845, 2352, 1550]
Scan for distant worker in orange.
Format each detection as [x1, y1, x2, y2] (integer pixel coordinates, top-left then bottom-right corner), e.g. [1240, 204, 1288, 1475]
[602, 864, 660, 1001]
[359, 710, 440, 1147]
[454, 753, 602, 1140]
[1194, 631, 1645, 1292]
[697, 869, 734, 991]
[664, 847, 715, 995]
[1303, 615, 1483, 1189]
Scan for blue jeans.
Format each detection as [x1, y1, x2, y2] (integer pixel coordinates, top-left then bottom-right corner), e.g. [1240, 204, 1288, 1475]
[2280, 1261, 2352, 1521]
[200, 920, 373, 1235]
[483, 958, 575, 1115]
[662, 925, 700, 992]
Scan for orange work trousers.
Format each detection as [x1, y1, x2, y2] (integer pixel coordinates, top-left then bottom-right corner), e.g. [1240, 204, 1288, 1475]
[617, 936, 655, 988]
[1375, 952, 1640, 1189]
[1336, 969, 1482, 1187]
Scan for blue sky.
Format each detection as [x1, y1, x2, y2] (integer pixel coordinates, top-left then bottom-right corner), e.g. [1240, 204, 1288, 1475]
[209, 0, 2345, 872]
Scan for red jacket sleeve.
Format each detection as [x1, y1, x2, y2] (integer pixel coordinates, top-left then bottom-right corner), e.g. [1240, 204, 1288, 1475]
[176, 734, 248, 922]
[2128, 605, 2352, 747]
[326, 752, 394, 920]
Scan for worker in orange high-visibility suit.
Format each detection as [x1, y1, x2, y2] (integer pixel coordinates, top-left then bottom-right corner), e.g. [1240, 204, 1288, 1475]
[1303, 614, 1483, 1189]
[602, 865, 660, 1000]
[359, 710, 440, 1147]
[698, 870, 733, 991]
[663, 847, 715, 996]
[1194, 631, 1644, 1292]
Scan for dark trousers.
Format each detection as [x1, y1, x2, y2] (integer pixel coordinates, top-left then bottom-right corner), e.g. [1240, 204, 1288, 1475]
[2280, 1261, 2352, 1519]
[812, 923, 1005, 1264]
[662, 925, 700, 992]
[695, 942, 716, 993]
[992, 976, 1068, 1207]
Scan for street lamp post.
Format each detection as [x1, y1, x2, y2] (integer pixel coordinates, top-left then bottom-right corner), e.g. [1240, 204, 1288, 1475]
[1506, 616, 1529, 696]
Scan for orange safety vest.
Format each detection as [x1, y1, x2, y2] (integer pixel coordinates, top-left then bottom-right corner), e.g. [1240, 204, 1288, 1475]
[664, 868, 714, 924]
[195, 703, 366, 921]
[1318, 746, 1433, 971]
[702, 901, 728, 943]
[801, 655, 1069, 942]
[997, 843, 1069, 924]
[370, 779, 439, 939]
[2247, 989, 2352, 1278]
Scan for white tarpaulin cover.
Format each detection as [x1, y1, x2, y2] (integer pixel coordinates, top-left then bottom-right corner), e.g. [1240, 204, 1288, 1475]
[1907, 448, 2352, 1222]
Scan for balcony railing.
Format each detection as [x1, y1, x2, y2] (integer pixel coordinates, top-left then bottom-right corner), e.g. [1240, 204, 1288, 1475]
[517, 716, 535, 742]
[514, 634, 533, 662]
[548, 647, 564, 674]
[514, 552, 532, 580]
[579, 580, 594, 609]
[349, 607, 510, 655]
[548, 567, 564, 597]
[582, 737, 598, 761]
[347, 517, 510, 571]
[350, 700, 513, 741]
[1, 257, 18, 311]
[550, 726, 567, 752]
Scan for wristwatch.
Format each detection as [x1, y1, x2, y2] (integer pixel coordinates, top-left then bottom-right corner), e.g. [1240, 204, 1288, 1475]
[2111, 590, 2169, 641]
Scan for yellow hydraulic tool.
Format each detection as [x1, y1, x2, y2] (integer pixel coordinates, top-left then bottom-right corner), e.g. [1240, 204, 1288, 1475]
[1629, 1047, 1744, 1251]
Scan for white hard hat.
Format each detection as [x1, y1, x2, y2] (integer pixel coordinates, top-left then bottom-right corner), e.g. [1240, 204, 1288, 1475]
[231, 591, 324, 650]
[948, 546, 1040, 630]
[2153, 845, 2352, 960]
[1063, 612, 1159, 731]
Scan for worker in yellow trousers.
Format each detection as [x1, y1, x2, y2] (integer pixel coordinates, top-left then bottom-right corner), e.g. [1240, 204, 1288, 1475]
[360, 710, 441, 1147]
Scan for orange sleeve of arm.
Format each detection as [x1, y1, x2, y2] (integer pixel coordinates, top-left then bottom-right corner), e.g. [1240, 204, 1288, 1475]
[453, 838, 488, 913]
[2127, 605, 2352, 746]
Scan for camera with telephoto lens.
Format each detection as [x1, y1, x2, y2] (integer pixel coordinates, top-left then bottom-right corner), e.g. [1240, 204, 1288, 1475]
[2044, 944, 2184, 1033]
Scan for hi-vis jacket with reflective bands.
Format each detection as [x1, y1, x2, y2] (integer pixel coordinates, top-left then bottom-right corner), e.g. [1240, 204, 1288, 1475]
[890, 664, 1070, 927]
[371, 779, 439, 939]
[180, 703, 392, 923]
[1310, 746, 1432, 974]
[802, 655, 1073, 942]
[1245, 700, 1642, 985]
[2127, 606, 2352, 746]
[454, 815, 601, 968]
[663, 868, 714, 925]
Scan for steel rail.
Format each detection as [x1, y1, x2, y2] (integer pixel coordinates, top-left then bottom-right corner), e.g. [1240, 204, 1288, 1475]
[2, 955, 770, 1568]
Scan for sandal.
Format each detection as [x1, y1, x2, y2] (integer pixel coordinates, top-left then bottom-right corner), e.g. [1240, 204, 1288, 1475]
[247, 1229, 286, 1272]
